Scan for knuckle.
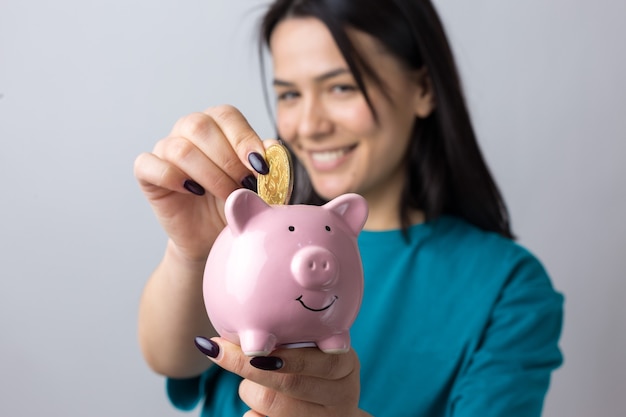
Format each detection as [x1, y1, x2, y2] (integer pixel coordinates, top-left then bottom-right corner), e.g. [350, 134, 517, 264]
[133, 152, 167, 187]
[230, 352, 251, 376]
[152, 137, 168, 155]
[208, 104, 241, 121]
[221, 156, 245, 177]
[177, 112, 215, 139]
[209, 105, 259, 150]
[133, 152, 150, 177]
[133, 152, 179, 190]
[258, 386, 281, 410]
[276, 373, 306, 393]
[323, 353, 344, 379]
[234, 129, 261, 150]
[157, 163, 177, 188]
[165, 137, 195, 163]
[240, 380, 282, 413]
[209, 171, 238, 196]
[288, 355, 307, 374]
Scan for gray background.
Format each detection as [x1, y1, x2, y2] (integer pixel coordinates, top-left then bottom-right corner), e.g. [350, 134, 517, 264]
[1, 0, 624, 416]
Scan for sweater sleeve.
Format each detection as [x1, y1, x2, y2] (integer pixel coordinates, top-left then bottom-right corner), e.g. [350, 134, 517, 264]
[166, 371, 210, 411]
[166, 366, 248, 416]
[446, 251, 564, 416]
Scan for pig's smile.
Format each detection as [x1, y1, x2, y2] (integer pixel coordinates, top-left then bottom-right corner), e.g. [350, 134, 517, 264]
[296, 295, 338, 312]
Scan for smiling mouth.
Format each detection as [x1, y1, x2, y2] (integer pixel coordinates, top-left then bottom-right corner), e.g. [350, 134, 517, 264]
[296, 295, 338, 312]
[309, 145, 357, 168]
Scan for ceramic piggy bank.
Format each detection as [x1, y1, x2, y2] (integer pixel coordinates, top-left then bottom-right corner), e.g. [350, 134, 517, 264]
[203, 188, 368, 356]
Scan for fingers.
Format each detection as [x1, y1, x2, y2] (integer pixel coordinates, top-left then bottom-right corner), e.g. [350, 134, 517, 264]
[250, 348, 360, 408]
[171, 105, 268, 173]
[134, 152, 188, 194]
[207, 337, 356, 380]
[154, 134, 242, 200]
[201, 105, 267, 172]
[134, 151, 213, 201]
[239, 378, 326, 417]
[262, 346, 357, 381]
[200, 337, 360, 410]
[138, 105, 268, 201]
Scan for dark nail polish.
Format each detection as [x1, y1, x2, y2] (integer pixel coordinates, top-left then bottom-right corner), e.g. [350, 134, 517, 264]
[184, 180, 205, 196]
[250, 356, 283, 371]
[248, 152, 270, 175]
[194, 336, 219, 358]
[241, 175, 257, 192]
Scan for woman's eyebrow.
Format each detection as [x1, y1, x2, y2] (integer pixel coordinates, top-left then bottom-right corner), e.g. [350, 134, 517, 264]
[273, 68, 350, 87]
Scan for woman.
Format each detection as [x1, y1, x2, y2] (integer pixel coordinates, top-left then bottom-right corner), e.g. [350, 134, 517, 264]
[134, 0, 563, 416]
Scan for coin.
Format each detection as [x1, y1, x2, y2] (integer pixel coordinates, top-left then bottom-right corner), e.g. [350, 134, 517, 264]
[258, 143, 293, 205]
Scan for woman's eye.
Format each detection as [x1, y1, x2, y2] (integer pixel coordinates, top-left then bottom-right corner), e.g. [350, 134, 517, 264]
[331, 84, 357, 94]
[277, 91, 300, 101]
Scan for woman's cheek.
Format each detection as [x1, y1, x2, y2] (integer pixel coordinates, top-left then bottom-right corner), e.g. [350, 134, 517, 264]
[332, 100, 376, 134]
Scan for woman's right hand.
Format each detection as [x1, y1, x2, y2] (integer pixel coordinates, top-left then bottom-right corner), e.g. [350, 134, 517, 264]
[134, 105, 269, 263]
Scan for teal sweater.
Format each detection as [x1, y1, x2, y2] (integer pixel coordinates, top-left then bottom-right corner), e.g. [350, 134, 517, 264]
[167, 216, 563, 416]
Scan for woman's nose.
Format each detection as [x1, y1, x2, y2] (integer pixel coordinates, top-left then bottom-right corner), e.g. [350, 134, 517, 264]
[297, 97, 333, 139]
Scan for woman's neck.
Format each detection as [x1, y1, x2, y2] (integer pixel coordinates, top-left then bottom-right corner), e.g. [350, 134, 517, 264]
[364, 202, 424, 231]
[361, 170, 424, 231]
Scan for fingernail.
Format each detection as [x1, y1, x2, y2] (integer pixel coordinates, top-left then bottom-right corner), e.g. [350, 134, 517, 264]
[250, 356, 283, 371]
[248, 152, 270, 175]
[194, 336, 219, 358]
[184, 180, 205, 196]
[241, 175, 257, 192]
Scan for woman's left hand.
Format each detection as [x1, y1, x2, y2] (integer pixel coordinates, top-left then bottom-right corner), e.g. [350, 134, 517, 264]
[201, 337, 372, 417]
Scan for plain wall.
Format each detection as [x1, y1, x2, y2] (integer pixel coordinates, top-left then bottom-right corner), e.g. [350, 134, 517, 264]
[1, 1, 624, 416]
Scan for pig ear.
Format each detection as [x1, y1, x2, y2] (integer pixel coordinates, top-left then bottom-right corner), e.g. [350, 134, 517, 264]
[323, 193, 368, 236]
[224, 189, 271, 235]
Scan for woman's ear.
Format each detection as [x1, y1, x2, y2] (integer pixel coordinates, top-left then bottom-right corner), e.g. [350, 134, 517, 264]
[412, 66, 436, 118]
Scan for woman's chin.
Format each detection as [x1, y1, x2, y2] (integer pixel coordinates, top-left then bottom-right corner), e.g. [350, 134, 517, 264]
[312, 181, 355, 201]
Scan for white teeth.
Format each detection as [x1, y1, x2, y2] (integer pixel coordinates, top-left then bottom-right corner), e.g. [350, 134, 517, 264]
[311, 149, 346, 163]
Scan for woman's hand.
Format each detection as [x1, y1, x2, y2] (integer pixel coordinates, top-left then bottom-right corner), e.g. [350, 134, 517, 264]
[133, 105, 270, 262]
[196, 337, 373, 417]
[135, 105, 275, 376]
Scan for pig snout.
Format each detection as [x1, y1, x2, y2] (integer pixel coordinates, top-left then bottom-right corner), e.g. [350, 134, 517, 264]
[291, 246, 339, 290]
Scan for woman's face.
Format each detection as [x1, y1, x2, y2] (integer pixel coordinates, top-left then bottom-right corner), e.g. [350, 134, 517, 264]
[270, 17, 433, 214]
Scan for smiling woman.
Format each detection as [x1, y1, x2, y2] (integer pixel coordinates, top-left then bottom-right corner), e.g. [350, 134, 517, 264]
[270, 18, 429, 229]
[134, 1, 563, 416]
[263, 2, 513, 238]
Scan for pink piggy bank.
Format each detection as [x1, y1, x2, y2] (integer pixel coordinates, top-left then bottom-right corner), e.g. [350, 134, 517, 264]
[203, 188, 368, 356]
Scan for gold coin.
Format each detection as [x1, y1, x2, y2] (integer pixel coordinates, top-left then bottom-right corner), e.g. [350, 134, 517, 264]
[258, 143, 293, 205]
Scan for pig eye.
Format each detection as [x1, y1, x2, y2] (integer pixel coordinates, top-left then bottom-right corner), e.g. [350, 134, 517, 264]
[288, 226, 295, 232]
[325, 226, 331, 232]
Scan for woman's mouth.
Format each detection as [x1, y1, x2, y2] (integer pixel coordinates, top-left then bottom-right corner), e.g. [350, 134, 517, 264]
[309, 145, 357, 171]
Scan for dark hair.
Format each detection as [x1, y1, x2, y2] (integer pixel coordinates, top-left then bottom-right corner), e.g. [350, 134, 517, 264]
[259, 0, 514, 239]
